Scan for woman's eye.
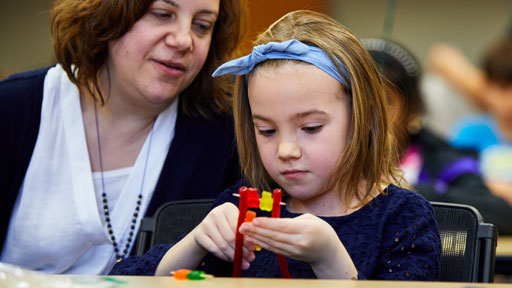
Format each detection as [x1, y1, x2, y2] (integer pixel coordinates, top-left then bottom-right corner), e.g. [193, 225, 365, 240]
[257, 129, 276, 137]
[193, 20, 213, 35]
[151, 10, 175, 20]
[302, 125, 323, 134]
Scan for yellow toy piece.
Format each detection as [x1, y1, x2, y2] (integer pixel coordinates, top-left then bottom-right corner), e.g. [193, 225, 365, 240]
[259, 191, 273, 212]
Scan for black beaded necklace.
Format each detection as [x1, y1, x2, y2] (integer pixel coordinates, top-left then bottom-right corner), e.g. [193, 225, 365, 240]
[94, 101, 155, 262]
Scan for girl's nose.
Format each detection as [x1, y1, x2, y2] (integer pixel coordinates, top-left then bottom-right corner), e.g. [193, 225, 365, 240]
[165, 24, 193, 52]
[277, 141, 301, 160]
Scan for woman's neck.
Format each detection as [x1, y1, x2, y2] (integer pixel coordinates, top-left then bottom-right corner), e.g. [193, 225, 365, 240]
[80, 89, 161, 172]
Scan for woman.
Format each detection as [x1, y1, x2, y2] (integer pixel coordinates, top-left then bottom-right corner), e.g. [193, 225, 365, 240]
[0, 0, 245, 275]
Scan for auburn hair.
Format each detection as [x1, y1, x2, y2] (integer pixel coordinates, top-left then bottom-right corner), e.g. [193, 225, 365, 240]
[50, 0, 247, 116]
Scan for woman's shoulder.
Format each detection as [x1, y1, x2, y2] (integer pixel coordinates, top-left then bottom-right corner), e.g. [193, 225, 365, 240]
[0, 66, 52, 90]
[0, 66, 53, 106]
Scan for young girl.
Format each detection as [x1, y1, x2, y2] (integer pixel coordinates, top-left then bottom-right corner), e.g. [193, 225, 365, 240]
[110, 10, 441, 280]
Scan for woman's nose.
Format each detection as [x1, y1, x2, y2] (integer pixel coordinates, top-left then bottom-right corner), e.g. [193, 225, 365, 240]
[165, 24, 193, 52]
[277, 141, 301, 160]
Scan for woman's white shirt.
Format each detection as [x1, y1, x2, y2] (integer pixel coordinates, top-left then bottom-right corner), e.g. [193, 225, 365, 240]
[1, 65, 178, 275]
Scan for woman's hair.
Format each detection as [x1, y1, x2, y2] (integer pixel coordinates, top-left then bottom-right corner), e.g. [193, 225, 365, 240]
[50, 0, 246, 116]
[233, 10, 402, 206]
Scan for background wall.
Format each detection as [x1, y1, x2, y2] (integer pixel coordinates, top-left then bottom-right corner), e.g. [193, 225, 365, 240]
[333, 0, 511, 66]
[1, 0, 511, 136]
[0, 0, 55, 77]
[332, 0, 511, 136]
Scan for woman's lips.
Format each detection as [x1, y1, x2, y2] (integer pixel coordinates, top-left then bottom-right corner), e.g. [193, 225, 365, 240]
[154, 60, 185, 77]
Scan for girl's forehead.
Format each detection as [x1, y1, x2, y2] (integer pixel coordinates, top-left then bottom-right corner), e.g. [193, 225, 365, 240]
[250, 61, 332, 82]
[249, 61, 347, 98]
[248, 63, 349, 110]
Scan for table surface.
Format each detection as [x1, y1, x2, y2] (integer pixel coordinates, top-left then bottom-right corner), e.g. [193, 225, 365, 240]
[498, 236, 512, 256]
[4, 237, 512, 288]
[11, 275, 512, 288]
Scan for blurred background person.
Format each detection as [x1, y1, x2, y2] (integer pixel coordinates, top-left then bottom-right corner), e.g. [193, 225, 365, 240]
[429, 38, 512, 206]
[363, 37, 512, 235]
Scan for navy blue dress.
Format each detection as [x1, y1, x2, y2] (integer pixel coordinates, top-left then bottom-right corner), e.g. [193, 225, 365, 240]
[110, 184, 441, 280]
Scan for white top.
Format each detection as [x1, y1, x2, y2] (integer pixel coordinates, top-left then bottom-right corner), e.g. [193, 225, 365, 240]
[92, 168, 132, 224]
[1, 65, 178, 275]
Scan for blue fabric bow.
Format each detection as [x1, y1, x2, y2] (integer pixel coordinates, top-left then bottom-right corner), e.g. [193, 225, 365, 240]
[212, 39, 350, 86]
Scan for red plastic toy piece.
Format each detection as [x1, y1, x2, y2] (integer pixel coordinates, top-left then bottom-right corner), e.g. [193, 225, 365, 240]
[233, 187, 248, 277]
[272, 189, 291, 278]
[233, 187, 291, 278]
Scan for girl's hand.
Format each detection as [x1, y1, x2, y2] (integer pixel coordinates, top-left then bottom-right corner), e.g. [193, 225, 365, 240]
[194, 202, 256, 269]
[239, 213, 357, 279]
[155, 202, 255, 275]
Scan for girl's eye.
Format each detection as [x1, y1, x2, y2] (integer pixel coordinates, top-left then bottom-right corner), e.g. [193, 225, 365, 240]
[302, 125, 323, 134]
[257, 129, 276, 137]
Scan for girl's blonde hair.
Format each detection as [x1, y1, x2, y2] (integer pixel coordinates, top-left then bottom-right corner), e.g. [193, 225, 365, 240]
[233, 10, 403, 206]
[50, 0, 247, 117]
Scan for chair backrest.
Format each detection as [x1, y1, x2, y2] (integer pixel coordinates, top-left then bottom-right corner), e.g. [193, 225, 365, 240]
[431, 202, 498, 282]
[135, 199, 215, 256]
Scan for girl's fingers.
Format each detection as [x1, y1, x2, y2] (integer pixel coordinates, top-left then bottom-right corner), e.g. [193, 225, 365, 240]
[196, 203, 258, 265]
[244, 235, 295, 257]
[196, 205, 238, 261]
[240, 221, 297, 243]
[194, 232, 231, 262]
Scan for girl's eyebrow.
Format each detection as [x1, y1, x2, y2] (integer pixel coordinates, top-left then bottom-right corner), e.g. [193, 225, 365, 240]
[252, 110, 327, 121]
[292, 110, 327, 120]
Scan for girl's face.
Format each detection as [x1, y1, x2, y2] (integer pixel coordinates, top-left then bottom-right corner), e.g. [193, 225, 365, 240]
[106, 0, 219, 108]
[248, 62, 351, 215]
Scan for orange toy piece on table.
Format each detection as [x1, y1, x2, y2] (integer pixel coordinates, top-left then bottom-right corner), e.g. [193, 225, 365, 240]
[171, 269, 212, 280]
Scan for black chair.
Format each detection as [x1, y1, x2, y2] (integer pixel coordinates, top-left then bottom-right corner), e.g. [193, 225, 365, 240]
[431, 202, 498, 282]
[135, 199, 215, 256]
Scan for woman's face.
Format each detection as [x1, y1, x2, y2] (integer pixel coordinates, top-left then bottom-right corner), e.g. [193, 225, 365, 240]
[106, 0, 220, 107]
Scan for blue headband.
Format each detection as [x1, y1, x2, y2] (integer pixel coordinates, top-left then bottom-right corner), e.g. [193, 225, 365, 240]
[212, 39, 350, 87]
